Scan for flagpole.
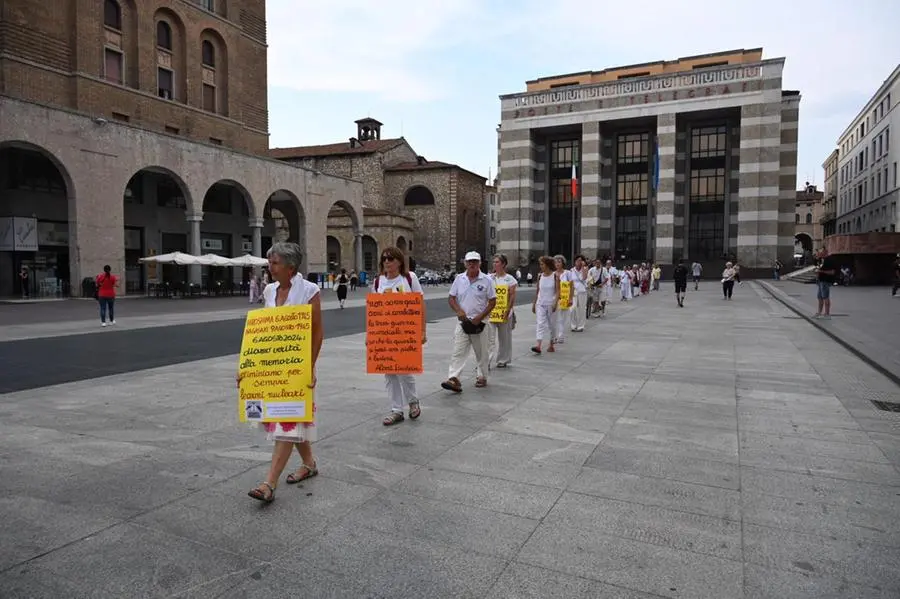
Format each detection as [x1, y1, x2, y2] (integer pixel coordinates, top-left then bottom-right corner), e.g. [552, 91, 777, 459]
[571, 156, 578, 260]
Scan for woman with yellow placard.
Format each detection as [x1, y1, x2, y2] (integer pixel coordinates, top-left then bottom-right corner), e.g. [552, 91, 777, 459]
[488, 253, 518, 368]
[553, 255, 575, 344]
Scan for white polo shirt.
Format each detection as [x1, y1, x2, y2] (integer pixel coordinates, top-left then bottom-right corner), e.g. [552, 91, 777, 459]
[449, 271, 496, 319]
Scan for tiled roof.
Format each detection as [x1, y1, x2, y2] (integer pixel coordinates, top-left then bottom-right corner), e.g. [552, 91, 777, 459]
[386, 161, 487, 181]
[269, 138, 405, 159]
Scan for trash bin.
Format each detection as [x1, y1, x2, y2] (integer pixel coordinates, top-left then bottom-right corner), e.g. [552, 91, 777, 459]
[359, 271, 368, 286]
[81, 277, 97, 298]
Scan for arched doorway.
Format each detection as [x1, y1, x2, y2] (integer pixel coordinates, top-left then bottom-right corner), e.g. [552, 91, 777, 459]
[326, 200, 361, 274]
[396, 236, 407, 253]
[122, 167, 192, 294]
[794, 232, 813, 254]
[326, 235, 341, 272]
[0, 142, 74, 298]
[263, 190, 306, 273]
[361, 235, 378, 274]
[200, 180, 254, 293]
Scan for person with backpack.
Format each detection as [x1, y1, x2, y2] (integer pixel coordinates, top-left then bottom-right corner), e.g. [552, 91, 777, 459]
[95, 264, 120, 327]
[372, 246, 426, 425]
[335, 268, 349, 308]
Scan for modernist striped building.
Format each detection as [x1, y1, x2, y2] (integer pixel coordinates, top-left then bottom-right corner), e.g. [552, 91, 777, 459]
[497, 49, 800, 272]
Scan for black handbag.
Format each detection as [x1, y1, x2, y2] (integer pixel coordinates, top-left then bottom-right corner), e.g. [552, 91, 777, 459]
[460, 319, 486, 335]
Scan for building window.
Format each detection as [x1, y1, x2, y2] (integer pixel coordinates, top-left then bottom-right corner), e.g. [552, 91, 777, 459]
[202, 40, 215, 67]
[795, 213, 800, 224]
[690, 126, 727, 158]
[158, 68, 173, 99]
[404, 186, 435, 206]
[104, 0, 121, 30]
[104, 48, 123, 84]
[364, 252, 374, 272]
[688, 124, 728, 262]
[614, 133, 650, 261]
[157, 21, 172, 50]
[202, 83, 216, 111]
[200, 0, 215, 11]
[805, 213, 812, 224]
[616, 133, 649, 164]
[548, 139, 580, 257]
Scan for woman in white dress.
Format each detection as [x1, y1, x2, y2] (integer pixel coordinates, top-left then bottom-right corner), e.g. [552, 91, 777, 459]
[553, 255, 574, 343]
[241, 242, 324, 503]
[488, 253, 518, 368]
[620, 268, 633, 301]
[531, 256, 559, 355]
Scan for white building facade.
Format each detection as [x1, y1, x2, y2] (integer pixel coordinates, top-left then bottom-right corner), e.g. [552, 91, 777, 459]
[834, 65, 899, 235]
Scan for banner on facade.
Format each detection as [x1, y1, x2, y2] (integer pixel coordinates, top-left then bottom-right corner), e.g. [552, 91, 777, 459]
[366, 293, 424, 374]
[237, 305, 314, 423]
[558, 281, 573, 311]
[489, 284, 509, 323]
[0, 217, 38, 252]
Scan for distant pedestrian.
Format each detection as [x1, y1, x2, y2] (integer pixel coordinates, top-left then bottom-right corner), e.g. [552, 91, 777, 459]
[488, 253, 517, 368]
[691, 261, 702, 290]
[773, 259, 783, 281]
[19, 267, 30, 298]
[721, 262, 736, 300]
[350, 270, 358, 291]
[554, 255, 574, 343]
[531, 256, 559, 355]
[892, 254, 900, 297]
[569, 255, 588, 333]
[335, 268, 349, 308]
[526, 271, 533, 286]
[96, 265, 120, 326]
[673, 260, 688, 307]
[813, 248, 837, 319]
[651, 264, 661, 291]
[249, 276, 260, 304]
[442, 252, 496, 393]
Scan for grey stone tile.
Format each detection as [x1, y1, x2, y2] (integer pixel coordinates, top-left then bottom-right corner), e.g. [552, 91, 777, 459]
[393, 467, 563, 520]
[585, 445, 741, 489]
[202, 564, 368, 599]
[315, 420, 477, 466]
[743, 564, 897, 599]
[854, 416, 900, 435]
[740, 448, 900, 486]
[338, 490, 539, 558]
[486, 406, 612, 444]
[740, 466, 900, 507]
[15, 522, 261, 599]
[520, 394, 632, 417]
[543, 492, 742, 560]
[604, 418, 739, 462]
[134, 469, 378, 561]
[867, 431, 900, 465]
[743, 522, 900, 594]
[429, 430, 595, 488]
[0, 565, 119, 599]
[517, 522, 743, 598]
[273, 524, 508, 599]
[314, 450, 421, 489]
[569, 468, 741, 521]
[737, 416, 874, 444]
[740, 431, 890, 463]
[484, 563, 659, 599]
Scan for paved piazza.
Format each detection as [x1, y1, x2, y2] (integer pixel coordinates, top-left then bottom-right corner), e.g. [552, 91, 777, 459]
[0, 283, 898, 598]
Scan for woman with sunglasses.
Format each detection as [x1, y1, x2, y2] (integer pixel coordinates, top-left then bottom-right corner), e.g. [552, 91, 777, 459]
[372, 247, 427, 425]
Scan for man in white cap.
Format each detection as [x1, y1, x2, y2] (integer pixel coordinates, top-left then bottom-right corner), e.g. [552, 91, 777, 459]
[442, 251, 497, 392]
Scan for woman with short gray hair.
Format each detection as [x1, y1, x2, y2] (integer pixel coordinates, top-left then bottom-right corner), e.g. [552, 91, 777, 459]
[237, 242, 325, 503]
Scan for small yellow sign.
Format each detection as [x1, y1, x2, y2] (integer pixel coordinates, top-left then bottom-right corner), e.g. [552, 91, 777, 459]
[489, 284, 509, 323]
[558, 281, 573, 311]
[238, 305, 314, 423]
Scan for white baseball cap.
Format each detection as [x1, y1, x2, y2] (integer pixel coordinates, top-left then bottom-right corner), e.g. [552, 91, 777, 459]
[463, 251, 481, 262]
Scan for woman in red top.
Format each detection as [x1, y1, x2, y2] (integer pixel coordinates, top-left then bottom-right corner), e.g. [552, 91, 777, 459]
[96, 264, 120, 327]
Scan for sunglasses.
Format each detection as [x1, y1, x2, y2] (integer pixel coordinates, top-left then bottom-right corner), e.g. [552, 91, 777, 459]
[381, 255, 397, 262]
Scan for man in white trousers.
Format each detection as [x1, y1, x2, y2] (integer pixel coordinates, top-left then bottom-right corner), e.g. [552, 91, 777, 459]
[442, 252, 497, 393]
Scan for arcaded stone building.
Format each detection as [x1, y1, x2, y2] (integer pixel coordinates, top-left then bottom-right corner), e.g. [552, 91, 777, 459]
[794, 183, 824, 256]
[0, 0, 363, 296]
[498, 48, 800, 274]
[272, 119, 487, 271]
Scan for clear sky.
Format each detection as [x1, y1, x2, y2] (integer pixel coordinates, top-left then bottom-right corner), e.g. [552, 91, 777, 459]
[266, 0, 900, 187]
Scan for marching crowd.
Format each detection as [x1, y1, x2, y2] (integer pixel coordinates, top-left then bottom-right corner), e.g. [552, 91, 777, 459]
[238, 241, 744, 503]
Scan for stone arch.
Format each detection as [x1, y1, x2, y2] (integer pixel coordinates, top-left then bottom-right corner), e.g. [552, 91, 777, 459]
[264, 189, 307, 271]
[403, 184, 435, 206]
[202, 179, 255, 219]
[794, 232, 813, 254]
[153, 7, 187, 102]
[199, 28, 229, 116]
[0, 141, 76, 297]
[326, 235, 342, 270]
[361, 235, 378, 273]
[326, 198, 362, 274]
[396, 236, 408, 252]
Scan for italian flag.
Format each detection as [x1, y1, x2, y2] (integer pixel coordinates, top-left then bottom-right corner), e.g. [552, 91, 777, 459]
[571, 162, 578, 198]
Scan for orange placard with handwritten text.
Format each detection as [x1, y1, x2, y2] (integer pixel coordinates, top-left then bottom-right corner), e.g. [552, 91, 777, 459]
[366, 293, 424, 374]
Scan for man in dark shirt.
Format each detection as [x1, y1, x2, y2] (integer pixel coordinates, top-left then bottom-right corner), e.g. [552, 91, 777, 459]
[814, 248, 837, 319]
[672, 260, 689, 308]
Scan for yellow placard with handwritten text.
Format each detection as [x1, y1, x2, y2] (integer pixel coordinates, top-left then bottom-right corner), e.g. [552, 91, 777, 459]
[238, 305, 314, 423]
[558, 281, 573, 311]
[489, 284, 509, 323]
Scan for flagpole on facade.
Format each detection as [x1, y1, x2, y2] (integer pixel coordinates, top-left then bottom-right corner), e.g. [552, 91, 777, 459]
[571, 156, 578, 260]
[651, 136, 660, 262]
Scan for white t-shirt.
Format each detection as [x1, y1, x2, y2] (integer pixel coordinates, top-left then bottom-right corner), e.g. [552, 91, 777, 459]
[373, 272, 423, 294]
[570, 267, 588, 293]
[449, 271, 497, 319]
[602, 267, 613, 289]
[537, 272, 558, 306]
[587, 266, 601, 286]
[692, 263, 703, 277]
[490, 272, 518, 290]
[263, 274, 320, 307]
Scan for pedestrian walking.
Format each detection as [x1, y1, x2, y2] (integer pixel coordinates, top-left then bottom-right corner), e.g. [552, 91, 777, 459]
[531, 256, 559, 355]
[813, 248, 837, 318]
[335, 268, 349, 308]
[651, 264, 661, 291]
[721, 262, 736, 300]
[673, 259, 688, 307]
[249, 275, 260, 304]
[18, 266, 30, 298]
[554, 255, 574, 343]
[691, 261, 702, 290]
[241, 242, 323, 503]
[488, 253, 518, 368]
[892, 254, 900, 297]
[441, 252, 496, 393]
[95, 265, 121, 326]
[570, 254, 588, 332]
[373, 247, 426, 426]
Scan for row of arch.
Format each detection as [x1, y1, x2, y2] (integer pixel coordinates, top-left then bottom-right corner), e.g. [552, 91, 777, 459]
[103, 0, 228, 114]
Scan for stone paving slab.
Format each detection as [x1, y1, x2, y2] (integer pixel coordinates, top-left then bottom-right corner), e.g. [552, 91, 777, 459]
[1, 283, 899, 598]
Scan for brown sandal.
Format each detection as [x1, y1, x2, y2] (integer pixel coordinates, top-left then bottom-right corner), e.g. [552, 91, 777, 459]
[475, 377, 487, 388]
[408, 402, 421, 419]
[248, 481, 275, 503]
[383, 412, 405, 426]
[441, 377, 463, 393]
[285, 462, 318, 484]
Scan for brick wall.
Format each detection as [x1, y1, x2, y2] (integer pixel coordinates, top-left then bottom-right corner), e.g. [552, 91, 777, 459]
[0, 0, 268, 154]
[456, 170, 488, 260]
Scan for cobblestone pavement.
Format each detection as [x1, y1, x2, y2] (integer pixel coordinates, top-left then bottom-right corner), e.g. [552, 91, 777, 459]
[0, 283, 897, 598]
[760, 281, 900, 383]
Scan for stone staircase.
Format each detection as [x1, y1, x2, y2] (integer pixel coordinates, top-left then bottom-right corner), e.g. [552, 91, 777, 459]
[781, 265, 817, 283]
